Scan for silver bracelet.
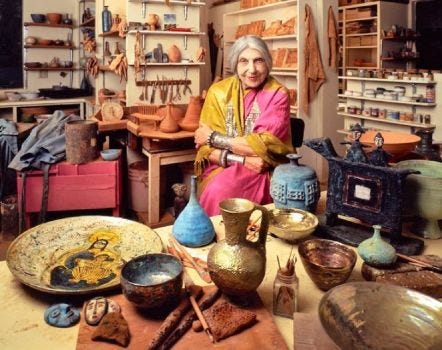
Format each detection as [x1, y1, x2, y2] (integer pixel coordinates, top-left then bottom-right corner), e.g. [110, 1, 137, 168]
[219, 149, 229, 168]
[206, 130, 216, 146]
[210, 131, 233, 151]
[226, 153, 245, 166]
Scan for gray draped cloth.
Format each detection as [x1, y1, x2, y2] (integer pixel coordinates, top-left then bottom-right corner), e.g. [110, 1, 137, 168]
[9, 110, 81, 172]
[8, 110, 81, 232]
[0, 119, 18, 199]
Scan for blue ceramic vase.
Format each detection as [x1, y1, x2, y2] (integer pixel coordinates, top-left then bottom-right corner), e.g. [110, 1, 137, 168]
[358, 225, 397, 267]
[102, 6, 112, 33]
[172, 175, 215, 247]
[270, 154, 320, 212]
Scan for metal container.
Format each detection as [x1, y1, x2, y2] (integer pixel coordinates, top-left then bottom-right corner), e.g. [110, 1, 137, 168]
[65, 120, 98, 164]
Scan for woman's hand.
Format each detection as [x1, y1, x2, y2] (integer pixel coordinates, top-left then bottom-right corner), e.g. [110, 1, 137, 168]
[194, 123, 213, 149]
[244, 156, 268, 173]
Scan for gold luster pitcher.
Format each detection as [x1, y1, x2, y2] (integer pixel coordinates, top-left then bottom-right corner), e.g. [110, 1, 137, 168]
[207, 198, 269, 296]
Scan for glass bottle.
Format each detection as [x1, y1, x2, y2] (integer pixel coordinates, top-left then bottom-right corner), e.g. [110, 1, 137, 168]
[273, 263, 299, 319]
[102, 6, 112, 33]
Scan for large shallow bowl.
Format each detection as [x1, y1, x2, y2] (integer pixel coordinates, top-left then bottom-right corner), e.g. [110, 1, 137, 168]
[121, 253, 183, 309]
[395, 160, 442, 239]
[298, 239, 357, 291]
[6, 216, 163, 295]
[269, 208, 318, 242]
[319, 282, 442, 350]
[358, 130, 421, 160]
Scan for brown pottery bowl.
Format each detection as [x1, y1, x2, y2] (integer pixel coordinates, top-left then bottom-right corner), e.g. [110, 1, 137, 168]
[357, 130, 421, 160]
[319, 282, 442, 350]
[46, 13, 62, 25]
[121, 253, 183, 310]
[298, 239, 356, 291]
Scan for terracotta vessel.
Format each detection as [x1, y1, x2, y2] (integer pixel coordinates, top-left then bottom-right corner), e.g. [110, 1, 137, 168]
[47, 13, 62, 25]
[159, 103, 180, 133]
[207, 198, 269, 297]
[179, 96, 202, 131]
[167, 45, 181, 63]
[146, 14, 159, 30]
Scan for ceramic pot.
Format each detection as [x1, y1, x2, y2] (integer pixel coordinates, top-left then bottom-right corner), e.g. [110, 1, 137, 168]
[357, 225, 397, 267]
[157, 104, 185, 121]
[172, 175, 215, 247]
[146, 14, 159, 30]
[270, 154, 320, 212]
[179, 96, 202, 131]
[159, 103, 180, 133]
[167, 45, 181, 63]
[207, 198, 269, 297]
[395, 160, 442, 239]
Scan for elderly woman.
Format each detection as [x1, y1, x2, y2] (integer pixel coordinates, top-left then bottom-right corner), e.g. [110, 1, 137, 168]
[194, 35, 294, 216]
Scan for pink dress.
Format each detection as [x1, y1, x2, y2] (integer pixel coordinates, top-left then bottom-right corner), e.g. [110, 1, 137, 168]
[198, 77, 292, 216]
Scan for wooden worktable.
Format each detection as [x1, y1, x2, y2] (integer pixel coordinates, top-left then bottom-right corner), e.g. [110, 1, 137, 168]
[0, 198, 441, 349]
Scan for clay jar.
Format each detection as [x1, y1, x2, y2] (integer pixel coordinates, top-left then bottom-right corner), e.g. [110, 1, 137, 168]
[179, 96, 202, 131]
[159, 103, 180, 133]
[146, 14, 159, 30]
[167, 45, 181, 63]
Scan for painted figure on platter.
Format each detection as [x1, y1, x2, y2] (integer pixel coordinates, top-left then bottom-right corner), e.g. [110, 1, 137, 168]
[194, 35, 294, 216]
[342, 123, 369, 163]
[369, 132, 391, 167]
[48, 229, 123, 289]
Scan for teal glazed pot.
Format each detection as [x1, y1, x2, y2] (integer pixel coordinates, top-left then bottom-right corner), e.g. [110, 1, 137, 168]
[172, 175, 215, 247]
[270, 154, 320, 212]
[358, 225, 397, 267]
[395, 160, 442, 239]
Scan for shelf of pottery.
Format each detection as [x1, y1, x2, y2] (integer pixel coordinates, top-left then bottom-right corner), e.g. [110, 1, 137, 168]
[23, 15, 76, 88]
[338, 71, 442, 143]
[93, 1, 128, 106]
[223, 0, 297, 115]
[124, 0, 206, 107]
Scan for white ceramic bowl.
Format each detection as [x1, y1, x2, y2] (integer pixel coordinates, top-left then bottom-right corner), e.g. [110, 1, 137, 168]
[5, 91, 22, 101]
[100, 149, 121, 161]
[20, 91, 40, 100]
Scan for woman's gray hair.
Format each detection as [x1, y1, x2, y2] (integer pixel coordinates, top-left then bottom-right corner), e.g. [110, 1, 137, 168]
[228, 35, 273, 74]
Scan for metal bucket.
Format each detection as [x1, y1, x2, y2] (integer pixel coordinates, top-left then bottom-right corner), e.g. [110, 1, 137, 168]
[65, 120, 98, 164]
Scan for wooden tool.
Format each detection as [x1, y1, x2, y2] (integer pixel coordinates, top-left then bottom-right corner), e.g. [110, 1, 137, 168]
[396, 253, 442, 273]
[169, 235, 212, 283]
[183, 271, 214, 343]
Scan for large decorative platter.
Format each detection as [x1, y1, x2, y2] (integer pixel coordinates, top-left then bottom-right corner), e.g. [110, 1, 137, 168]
[6, 216, 164, 295]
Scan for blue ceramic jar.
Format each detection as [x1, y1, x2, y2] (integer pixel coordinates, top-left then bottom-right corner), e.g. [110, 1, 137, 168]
[270, 154, 320, 212]
[102, 6, 112, 33]
[172, 175, 215, 247]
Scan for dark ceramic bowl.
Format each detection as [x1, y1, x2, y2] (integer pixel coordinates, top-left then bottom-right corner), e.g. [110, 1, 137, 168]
[31, 14, 46, 23]
[319, 282, 442, 350]
[121, 253, 183, 309]
[298, 239, 357, 291]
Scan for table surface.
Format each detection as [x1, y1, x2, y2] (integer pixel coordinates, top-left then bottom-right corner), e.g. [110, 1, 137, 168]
[1, 198, 441, 349]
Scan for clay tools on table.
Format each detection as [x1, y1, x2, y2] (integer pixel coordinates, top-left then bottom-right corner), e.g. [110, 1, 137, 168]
[169, 235, 212, 284]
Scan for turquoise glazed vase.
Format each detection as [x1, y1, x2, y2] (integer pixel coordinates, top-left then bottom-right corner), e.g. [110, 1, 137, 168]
[270, 154, 320, 212]
[172, 175, 215, 247]
[358, 225, 397, 267]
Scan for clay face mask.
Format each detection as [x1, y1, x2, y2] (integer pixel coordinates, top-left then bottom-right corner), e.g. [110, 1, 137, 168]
[85, 296, 108, 325]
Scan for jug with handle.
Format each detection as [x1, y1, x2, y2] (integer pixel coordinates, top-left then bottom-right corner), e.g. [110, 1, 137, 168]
[207, 198, 269, 297]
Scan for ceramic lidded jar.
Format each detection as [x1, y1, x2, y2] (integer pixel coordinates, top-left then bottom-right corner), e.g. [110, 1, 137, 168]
[270, 154, 320, 212]
[172, 175, 215, 247]
[358, 225, 397, 267]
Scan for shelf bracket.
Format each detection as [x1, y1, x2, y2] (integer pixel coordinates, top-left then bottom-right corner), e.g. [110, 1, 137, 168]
[184, 5, 189, 21]
[183, 35, 188, 50]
